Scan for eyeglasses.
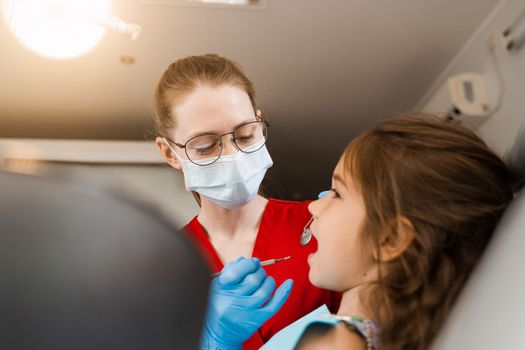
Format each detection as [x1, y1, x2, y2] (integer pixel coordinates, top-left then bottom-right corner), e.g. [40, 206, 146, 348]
[166, 120, 269, 166]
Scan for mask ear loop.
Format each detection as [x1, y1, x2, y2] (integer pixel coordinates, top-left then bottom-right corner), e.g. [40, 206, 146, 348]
[163, 137, 202, 206]
[163, 138, 188, 164]
[162, 138, 177, 157]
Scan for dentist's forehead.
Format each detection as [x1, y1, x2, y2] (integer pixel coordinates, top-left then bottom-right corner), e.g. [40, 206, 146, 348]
[170, 84, 255, 141]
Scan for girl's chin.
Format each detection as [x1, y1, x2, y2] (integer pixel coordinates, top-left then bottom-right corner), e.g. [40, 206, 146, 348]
[307, 258, 337, 291]
[307, 254, 322, 286]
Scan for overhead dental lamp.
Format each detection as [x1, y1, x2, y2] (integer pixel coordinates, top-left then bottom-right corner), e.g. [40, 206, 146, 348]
[1, 0, 141, 60]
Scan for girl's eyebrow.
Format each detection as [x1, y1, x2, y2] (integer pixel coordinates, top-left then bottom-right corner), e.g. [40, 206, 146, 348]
[332, 174, 347, 188]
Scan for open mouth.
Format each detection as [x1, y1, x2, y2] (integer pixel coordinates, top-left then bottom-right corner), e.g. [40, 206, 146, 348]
[307, 225, 318, 263]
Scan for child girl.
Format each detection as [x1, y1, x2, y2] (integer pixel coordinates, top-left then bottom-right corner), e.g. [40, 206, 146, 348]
[260, 114, 516, 349]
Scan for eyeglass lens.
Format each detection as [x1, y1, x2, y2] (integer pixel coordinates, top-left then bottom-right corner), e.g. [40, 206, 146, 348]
[185, 121, 267, 165]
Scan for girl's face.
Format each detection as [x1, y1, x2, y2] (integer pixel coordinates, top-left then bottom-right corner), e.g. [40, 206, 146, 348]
[307, 159, 376, 292]
[160, 83, 257, 168]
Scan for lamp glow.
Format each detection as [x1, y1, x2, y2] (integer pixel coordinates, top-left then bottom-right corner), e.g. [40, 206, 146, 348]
[1, 0, 112, 60]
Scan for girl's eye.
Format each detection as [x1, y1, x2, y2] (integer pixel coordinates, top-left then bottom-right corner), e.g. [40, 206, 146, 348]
[331, 189, 340, 198]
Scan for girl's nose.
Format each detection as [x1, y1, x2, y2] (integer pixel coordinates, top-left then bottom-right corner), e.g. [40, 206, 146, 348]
[307, 200, 317, 217]
[308, 190, 331, 216]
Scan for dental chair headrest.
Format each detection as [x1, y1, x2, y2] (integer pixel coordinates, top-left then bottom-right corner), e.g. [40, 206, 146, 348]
[0, 171, 210, 350]
[431, 181, 525, 349]
[432, 119, 525, 349]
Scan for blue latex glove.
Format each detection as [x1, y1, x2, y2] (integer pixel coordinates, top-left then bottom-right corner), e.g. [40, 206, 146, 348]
[200, 257, 294, 350]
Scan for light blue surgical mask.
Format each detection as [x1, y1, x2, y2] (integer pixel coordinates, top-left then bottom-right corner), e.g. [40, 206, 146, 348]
[166, 138, 273, 209]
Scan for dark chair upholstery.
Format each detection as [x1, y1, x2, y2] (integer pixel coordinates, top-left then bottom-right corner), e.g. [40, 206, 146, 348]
[0, 171, 210, 350]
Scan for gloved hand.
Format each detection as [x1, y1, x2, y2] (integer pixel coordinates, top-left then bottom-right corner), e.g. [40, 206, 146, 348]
[200, 257, 294, 350]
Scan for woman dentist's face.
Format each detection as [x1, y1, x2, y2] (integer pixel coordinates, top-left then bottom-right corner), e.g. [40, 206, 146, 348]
[161, 83, 258, 169]
[307, 160, 375, 292]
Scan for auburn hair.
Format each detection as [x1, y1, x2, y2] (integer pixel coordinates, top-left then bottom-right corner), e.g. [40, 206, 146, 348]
[343, 114, 515, 349]
[153, 53, 256, 137]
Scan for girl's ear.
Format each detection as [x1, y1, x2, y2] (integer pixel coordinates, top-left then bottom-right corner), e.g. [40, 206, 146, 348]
[377, 217, 415, 262]
[155, 137, 182, 170]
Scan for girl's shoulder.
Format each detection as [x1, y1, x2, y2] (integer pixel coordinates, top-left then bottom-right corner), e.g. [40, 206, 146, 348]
[323, 314, 380, 349]
[261, 305, 379, 350]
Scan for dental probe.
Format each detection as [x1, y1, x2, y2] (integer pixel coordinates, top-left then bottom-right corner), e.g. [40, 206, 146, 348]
[212, 256, 292, 277]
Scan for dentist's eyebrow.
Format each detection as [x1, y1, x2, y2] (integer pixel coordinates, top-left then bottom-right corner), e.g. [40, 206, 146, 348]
[186, 118, 255, 140]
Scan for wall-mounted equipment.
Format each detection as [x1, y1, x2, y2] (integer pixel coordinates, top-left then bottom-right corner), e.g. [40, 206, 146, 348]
[502, 9, 525, 52]
[423, 72, 492, 128]
[447, 73, 491, 118]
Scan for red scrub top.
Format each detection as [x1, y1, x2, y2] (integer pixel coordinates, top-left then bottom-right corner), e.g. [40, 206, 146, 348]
[182, 198, 340, 350]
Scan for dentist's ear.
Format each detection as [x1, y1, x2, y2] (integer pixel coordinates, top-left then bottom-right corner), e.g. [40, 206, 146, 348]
[255, 109, 262, 120]
[155, 137, 182, 170]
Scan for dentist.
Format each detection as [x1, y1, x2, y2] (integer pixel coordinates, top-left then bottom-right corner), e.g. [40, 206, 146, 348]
[154, 54, 338, 349]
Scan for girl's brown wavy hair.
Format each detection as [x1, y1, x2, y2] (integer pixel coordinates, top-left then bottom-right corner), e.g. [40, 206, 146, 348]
[343, 114, 515, 349]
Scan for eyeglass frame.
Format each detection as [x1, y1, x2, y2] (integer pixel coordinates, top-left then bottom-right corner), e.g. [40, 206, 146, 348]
[164, 117, 270, 166]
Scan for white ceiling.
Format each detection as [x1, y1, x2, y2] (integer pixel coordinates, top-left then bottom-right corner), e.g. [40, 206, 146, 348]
[0, 0, 501, 198]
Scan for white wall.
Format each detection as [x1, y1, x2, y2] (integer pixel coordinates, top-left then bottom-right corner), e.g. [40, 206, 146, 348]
[0, 139, 200, 229]
[417, 0, 525, 156]
[38, 163, 200, 230]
